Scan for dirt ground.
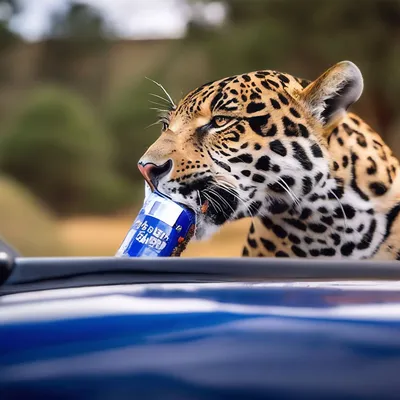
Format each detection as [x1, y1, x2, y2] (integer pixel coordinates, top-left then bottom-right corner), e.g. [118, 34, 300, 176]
[59, 216, 251, 257]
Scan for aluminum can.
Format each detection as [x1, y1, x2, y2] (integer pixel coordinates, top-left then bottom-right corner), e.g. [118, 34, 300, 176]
[116, 189, 196, 257]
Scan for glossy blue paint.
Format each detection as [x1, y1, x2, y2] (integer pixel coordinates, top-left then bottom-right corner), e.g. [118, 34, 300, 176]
[1, 282, 400, 399]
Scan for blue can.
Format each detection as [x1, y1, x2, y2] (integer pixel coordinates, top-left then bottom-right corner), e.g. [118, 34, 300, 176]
[116, 189, 196, 257]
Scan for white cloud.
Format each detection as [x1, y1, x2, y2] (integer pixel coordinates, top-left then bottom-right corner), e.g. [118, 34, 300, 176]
[10, 0, 192, 41]
[84, 0, 190, 38]
[189, 1, 226, 27]
[10, 0, 68, 41]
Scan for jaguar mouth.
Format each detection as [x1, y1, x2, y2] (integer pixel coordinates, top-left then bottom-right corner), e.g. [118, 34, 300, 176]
[202, 186, 238, 219]
[158, 176, 241, 240]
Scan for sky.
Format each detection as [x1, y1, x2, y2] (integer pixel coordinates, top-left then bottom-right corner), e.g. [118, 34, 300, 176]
[8, 0, 226, 41]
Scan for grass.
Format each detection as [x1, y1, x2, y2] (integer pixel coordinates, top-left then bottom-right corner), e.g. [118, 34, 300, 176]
[0, 176, 65, 256]
[59, 216, 251, 257]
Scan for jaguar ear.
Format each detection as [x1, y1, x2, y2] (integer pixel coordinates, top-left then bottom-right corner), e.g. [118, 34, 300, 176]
[299, 61, 363, 127]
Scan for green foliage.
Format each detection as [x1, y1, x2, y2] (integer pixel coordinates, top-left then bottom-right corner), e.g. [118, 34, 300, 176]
[49, 2, 112, 40]
[0, 20, 18, 52]
[0, 0, 21, 52]
[0, 176, 66, 256]
[0, 86, 128, 215]
[107, 79, 162, 182]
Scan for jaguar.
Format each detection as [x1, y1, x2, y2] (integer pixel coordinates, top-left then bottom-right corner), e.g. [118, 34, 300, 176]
[139, 61, 400, 260]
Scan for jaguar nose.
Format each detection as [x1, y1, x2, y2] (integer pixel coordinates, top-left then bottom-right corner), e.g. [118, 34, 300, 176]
[138, 160, 173, 189]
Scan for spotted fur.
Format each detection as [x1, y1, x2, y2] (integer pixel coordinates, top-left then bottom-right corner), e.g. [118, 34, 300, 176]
[139, 61, 400, 260]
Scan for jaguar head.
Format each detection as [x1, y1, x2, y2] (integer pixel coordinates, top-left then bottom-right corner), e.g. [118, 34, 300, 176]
[139, 61, 363, 239]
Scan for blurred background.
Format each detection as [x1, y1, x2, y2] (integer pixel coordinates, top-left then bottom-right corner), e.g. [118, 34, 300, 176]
[0, 0, 398, 257]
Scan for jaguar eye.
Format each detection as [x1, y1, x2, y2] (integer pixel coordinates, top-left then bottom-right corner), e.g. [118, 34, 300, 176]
[159, 116, 170, 131]
[212, 116, 230, 128]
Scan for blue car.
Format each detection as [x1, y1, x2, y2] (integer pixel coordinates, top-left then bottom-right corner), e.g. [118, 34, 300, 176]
[1, 245, 400, 399]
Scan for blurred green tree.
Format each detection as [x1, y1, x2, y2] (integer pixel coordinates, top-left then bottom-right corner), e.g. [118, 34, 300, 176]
[49, 1, 111, 41]
[0, 0, 20, 52]
[39, 1, 112, 104]
[107, 79, 163, 183]
[0, 86, 134, 215]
